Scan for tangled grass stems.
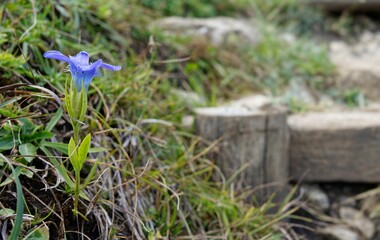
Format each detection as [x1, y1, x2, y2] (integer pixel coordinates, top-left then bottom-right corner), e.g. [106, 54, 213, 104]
[0, 65, 297, 239]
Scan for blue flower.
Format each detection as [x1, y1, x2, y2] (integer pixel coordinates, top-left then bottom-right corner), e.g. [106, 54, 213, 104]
[44, 50, 121, 91]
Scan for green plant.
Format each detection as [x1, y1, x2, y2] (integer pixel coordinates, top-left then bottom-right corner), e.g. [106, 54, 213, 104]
[0, 100, 64, 182]
[341, 89, 365, 107]
[44, 49, 121, 216]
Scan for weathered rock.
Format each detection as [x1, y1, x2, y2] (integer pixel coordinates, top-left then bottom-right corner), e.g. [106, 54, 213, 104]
[330, 32, 380, 100]
[360, 193, 380, 218]
[181, 115, 194, 129]
[224, 94, 272, 110]
[301, 184, 330, 211]
[318, 224, 360, 240]
[318, 94, 336, 108]
[366, 102, 380, 111]
[153, 17, 260, 47]
[284, 78, 318, 105]
[172, 89, 206, 106]
[308, 0, 380, 11]
[339, 207, 375, 239]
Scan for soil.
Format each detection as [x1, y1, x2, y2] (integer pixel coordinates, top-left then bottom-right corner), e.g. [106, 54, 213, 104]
[0, 158, 100, 240]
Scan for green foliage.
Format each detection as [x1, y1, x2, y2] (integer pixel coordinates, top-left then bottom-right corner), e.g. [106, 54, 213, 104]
[68, 133, 93, 217]
[23, 225, 50, 240]
[341, 89, 365, 107]
[140, 0, 250, 17]
[0, 117, 53, 155]
[251, 0, 326, 35]
[0, 94, 76, 192]
[68, 134, 91, 175]
[250, 31, 334, 95]
[65, 82, 88, 141]
[18, 143, 37, 163]
[0, 53, 29, 78]
[286, 98, 311, 113]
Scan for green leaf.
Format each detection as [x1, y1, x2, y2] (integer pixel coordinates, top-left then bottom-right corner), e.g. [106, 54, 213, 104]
[29, 131, 54, 141]
[78, 133, 91, 168]
[0, 154, 24, 240]
[0, 208, 15, 216]
[0, 97, 22, 109]
[64, 83, 73, 118]
[0, 166, 35, 187]
[46, 108, 63, 131]
[19, 118, 36, 135]
[20, 167, 34, 178]
[0, 166, 21, 187]
[24, 224, 49, 240]
[2, 123, 19, 132]
[88, 147, 107, 153]
[0, 135, 15, 151]
[81, 159, 98, 189]
[78, 87, 88, 122]
[19, 143, 37, 162]
[40, 141, 68, 155]
[69, 87, 79, 120]
[68, 137, 79, 173]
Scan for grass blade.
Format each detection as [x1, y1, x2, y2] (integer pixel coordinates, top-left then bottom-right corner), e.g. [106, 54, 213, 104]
[0, 154, 24, 240]
[46, 107, 63, 131]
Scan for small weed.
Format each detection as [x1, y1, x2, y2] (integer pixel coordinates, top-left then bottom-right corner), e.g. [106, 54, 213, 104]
[341, 89, 366, 107]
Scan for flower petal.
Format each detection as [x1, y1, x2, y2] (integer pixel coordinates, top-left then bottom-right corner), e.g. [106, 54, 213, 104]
[43, 50, 70, 63]
[70, 51, 90, 66]
[82, 59, 103, 90]
[100, 62, 121, 71]
[90, 59, 103, 70]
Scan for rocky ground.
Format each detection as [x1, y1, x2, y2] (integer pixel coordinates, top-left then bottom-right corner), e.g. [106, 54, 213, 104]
[330, 31, 380, 102]
[293, 183, 380, 240]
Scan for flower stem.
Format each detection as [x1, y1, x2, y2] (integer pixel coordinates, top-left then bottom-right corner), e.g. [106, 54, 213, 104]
[73, 170, 80, 216]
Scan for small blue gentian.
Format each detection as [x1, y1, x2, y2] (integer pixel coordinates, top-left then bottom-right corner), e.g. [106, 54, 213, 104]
[44, 50, 121, 91]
